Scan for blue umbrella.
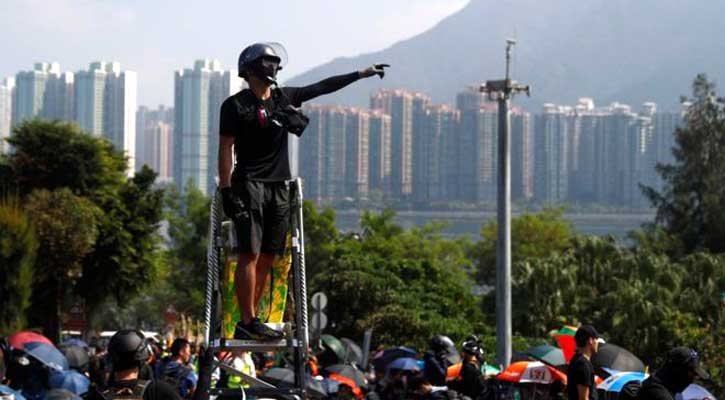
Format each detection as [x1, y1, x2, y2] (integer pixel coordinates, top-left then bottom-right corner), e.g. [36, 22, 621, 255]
[62, 339, 88, 348]
[597, 371, 648, 392]
[388, 357, 420, 371]
[49, 370, 90, 395]
[372, 346, 417, 372]
[0, 384, 27, 400]
[24, 342, 69, 371]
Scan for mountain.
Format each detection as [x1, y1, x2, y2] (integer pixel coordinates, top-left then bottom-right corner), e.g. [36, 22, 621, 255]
[286, 0, 725, 112]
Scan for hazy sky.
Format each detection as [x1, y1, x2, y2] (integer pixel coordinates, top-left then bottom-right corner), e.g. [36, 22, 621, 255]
[2, 0, 468, 107]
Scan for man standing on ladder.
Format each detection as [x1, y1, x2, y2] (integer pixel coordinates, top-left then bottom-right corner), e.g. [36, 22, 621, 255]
[218, 42, 388, 340]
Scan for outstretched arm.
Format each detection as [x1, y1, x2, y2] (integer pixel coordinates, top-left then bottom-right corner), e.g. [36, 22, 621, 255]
[285, 64, 389, 106]
[285, 72, 362, 106]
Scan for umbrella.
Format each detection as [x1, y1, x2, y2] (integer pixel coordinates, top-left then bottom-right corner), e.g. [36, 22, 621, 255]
[62, 339, 88, 348]
[340, 338, 363, 365]
[58, 345, 89, 372]
[8, 331, 52, 350]
[592, 344, 645, 375]
[676, 384, 718, 400]
[597, 371, 648, 392]
[24, 342, 69, 371]
[0, 384, 27, 400]
[554, 325, 577, 363]
[328, 373, 364, 398]
[320, 334, 346, 361]
[388, 357, 420, 371]
[324, 364, 367, 388]
[498, 361, 567, 385]
[483, 364, 501, 376]
[372, 346, 417, 372]
[262, 367, 327, 398]
[49, 370, 90, 395]
[526, 345, 566, 367]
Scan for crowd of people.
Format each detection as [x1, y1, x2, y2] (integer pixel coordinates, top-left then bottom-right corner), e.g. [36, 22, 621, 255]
[0, 325, 716, 400]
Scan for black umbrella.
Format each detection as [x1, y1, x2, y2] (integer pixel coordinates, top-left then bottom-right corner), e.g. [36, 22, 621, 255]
[592, 343, 645, 376]
[340, 338, 363, 366]
[323, 364, 367, 388]
[58, 345, 89, 373]
[261, 367, 327, 398]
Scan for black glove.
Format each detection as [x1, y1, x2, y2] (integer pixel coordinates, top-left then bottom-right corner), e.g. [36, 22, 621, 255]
[221, 187, 248, 222]
[360, 63, 390, 79]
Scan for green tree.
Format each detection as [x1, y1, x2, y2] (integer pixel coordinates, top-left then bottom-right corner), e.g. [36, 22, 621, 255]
[642, 74, 725, 254]
[310, 208, 482, 349]
[24, 188, 99, 341]
[5, 120, 164, 323]
[0, 197, 36, 334]
[77, 166, 164, 320]
[6, 119, 126, 198]
[163, 181, 211, 319]
[470, 207, 574, 285]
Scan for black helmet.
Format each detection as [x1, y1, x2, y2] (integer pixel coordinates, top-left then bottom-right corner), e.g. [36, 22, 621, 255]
[238, 42, 288, 84]
[108, 329, 149, 371]
[461, 335, 484, 359]
[429, 335, 455, 354]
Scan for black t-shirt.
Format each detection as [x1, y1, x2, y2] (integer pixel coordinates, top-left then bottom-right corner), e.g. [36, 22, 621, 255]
[219, 71, 361, 182]
[85, 379, 181, 400]
[458, 361, 485, 399]
[567, 353, 597, 400]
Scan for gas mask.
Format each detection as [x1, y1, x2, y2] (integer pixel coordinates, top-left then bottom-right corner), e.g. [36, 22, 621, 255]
[250, 56, 281, 84]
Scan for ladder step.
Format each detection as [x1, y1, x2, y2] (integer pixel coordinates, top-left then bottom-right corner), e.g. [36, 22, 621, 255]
[210, 338, 301, 351]
[210, 387, 303, 399]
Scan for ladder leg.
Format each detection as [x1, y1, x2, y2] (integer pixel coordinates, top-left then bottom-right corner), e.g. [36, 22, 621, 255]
[290, 178, 309, 397]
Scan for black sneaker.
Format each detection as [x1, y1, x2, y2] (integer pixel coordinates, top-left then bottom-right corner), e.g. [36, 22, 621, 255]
[234, 318, 284, 341]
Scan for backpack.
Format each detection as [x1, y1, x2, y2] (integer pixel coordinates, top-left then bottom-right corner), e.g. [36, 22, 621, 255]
[97, 380, 151, 400]
[620, 380, 642, 400]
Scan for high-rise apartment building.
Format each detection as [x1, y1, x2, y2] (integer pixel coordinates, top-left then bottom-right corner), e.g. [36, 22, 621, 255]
[371, 89, 416, 198]
[299, 105, 370, 202]
[136, 105, 174, 182]
[534, 104, 571, 204]
[650, 109, 681, 192]
[173, 59, 240, 195]
[344, 108, 370, 199]
[511, 110, 533, 201]
[414, 104, 459, 203]
[75, 61, 137, 172]
[0, 78, 14, 154]
[13, 62, 74, 125]
[368, 110, 392, 197]
[457, 103, 498, 203]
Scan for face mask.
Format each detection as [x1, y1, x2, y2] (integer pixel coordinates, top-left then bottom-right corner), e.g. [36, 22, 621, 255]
[251, 57, 280, 84]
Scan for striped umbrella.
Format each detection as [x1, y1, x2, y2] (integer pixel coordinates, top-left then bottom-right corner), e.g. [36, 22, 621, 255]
[597, 371, 648, 392]
[498, 361, 567, 385]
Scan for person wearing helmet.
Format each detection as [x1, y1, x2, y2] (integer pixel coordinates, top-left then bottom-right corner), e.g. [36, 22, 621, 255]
[455, 336, 486, 399]
[219, 42, 388, 341]
[424, 335, 455, 386]
[85, 329, 180, 400]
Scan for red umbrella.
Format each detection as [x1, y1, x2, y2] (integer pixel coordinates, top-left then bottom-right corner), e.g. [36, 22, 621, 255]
[8, 331, 53, 350]
[555, 325, 577, 363]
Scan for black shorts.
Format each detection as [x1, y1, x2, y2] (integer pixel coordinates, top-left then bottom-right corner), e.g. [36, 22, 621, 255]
[232, 180, 290, 255]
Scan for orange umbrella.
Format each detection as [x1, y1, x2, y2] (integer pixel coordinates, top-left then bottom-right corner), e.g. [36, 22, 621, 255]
[447, 362, 462, 381]
[498, 361, 567, 385]
[555, 325, 578, 363]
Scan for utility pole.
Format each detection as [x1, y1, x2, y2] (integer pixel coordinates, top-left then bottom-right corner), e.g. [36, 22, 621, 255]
[480, 39, 530, 368]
